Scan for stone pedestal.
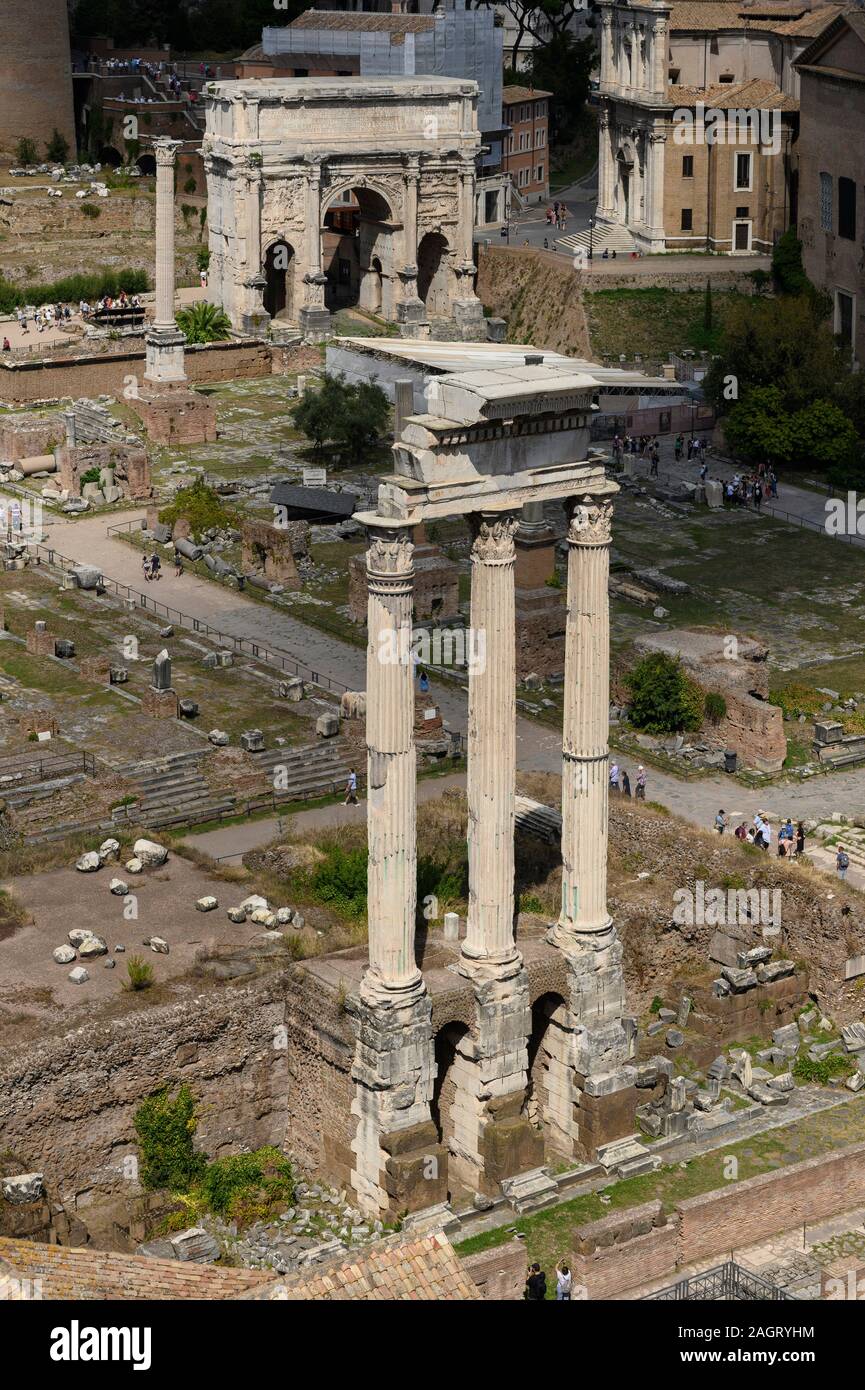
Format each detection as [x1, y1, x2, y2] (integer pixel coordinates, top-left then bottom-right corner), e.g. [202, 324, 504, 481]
[79, 655, 112, 683]
[142, 686, 179, 720]
[26, 626, 55, 657]
[452, 298, 487, 341]
[135, 385, 217, 448]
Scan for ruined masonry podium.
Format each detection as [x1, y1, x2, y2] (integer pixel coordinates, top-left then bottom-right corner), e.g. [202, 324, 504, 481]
[349, 360, 638, 1217]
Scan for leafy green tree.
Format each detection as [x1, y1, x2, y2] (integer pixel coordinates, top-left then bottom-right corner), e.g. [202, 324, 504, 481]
[45, 128, 70, 164]
[723, 386, 793, 468]
[703, 295, 841, 415]
[176, 300, 232, 344]
[625, 653, 703, 735]
[15, 138, 38, 167]
[520, 31, 595, 145]
[790, 399, 859, 472]
[292, 373, 389, 464]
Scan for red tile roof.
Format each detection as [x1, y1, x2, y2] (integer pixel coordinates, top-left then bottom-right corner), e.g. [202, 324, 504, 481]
[237, 1231, 481, 1301]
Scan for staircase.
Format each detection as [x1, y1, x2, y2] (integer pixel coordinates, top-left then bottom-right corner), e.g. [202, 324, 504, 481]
[113, 751, 236, 830]
[557, 220, 637, 258]
[248, 743, 355, 802]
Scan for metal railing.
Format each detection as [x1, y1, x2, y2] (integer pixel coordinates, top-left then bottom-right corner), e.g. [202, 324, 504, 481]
[26, 541, 350, 696]
[644, 1261, 795, 1301]
[0, 750, 95, 783]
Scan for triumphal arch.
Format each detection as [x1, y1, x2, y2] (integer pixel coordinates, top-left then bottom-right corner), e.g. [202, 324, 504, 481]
[202, 76, 486, 341]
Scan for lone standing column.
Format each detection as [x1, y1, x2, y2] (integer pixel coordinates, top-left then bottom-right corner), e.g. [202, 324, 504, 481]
[153, 138, 181, 332]
[553, 495, 615, 945]
[361, 518, 422, 1002]
[462, 511, 519, 969]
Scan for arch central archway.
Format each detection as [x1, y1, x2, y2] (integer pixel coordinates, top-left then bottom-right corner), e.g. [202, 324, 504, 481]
[321, 184, 396, 317]
[526, 992, 575, 1159]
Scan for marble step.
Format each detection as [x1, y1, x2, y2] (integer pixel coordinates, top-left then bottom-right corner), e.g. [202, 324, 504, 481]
[500, 1167, 559, 1214]
[596, 1135, 661, 1178]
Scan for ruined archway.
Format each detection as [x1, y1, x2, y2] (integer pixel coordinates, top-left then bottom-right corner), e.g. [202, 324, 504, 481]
[417, 232, 451, 318]
[525, 992, 575, 1159]
[322, 185, 395, 317]
[432, 1021, 476, 1201]
[99, 145, 123, 168]
[136, 153, 156, 176]
[264, 239, 296, 321]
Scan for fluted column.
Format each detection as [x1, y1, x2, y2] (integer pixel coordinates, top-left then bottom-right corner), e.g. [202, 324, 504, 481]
[600, 12, 614, 89]
[554, 496, 614, 945]
[462, 512, 519, 970]
[153, 138, 181, 331]
[362, 519, 423, 1004]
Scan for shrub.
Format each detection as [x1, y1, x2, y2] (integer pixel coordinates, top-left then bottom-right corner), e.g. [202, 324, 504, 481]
[15, 138, 38, 167]
[0, 268, 149, 314]
[80, 466, 102, 486]
[176, 300, 232, 344]
[292, 372, 389, 464]
[123, 954, 154, 992]
[158, 477, 235, 540]
[311, 844, 368, 919]
[183, 177, 197, 194]
[793, 1053, 854, 1085]
[133, 1086, 206, 1191]
[45, 129, 70, 164]
[80, 203, 101, 219]
[199, 1147, 294, 1217]
[625, 653, 703, 734]
[704, 691, 727, 724]
[196, 248, 211, 272]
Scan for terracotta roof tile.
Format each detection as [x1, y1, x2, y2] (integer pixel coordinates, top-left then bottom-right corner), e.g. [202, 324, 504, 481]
[238, 1230, 480, 1301]
[290, 9, 435, 33]
[667, 77, 799, 108]
[502, 86, 553, 103]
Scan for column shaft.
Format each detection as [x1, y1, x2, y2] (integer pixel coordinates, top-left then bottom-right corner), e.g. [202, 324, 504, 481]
[153, 140, 180, 330]
[463, 513, 518, 965]
[558, 497, 614, 938]
[363, 522, 421, 999]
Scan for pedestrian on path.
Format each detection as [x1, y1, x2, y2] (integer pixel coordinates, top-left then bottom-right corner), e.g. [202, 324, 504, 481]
[142, 552, 152, 583]
[837, 846, 850, 880]
[174, 549, 184, 578]
[621, 768, 631, 797]
[149, 551, 161, 580]
[635, 765, 646, 800]
[610, 761, 620, 792]
[344, 768, 358, 805]
[714, 808, 728, 834]
[796, 822, 806, 857]
[674, 433, 684, 462]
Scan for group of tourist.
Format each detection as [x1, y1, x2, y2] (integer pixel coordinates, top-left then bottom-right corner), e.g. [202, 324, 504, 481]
[714, 809, 806, 859]
[612, 434, 663, 475]
[82, 292, 143, 318]
[545, 202, 569, 231]
[15, 303, 73, 334]
[610, 761, 647, 801]
[141, 551, 162, 583]
[724, 469, 779, 510]
[525, 1260, 574, 1301]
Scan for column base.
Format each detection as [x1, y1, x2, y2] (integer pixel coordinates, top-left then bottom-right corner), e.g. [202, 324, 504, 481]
[299, 306, 332, 342]
[452, 298, 487, 341]
[449, 955, 544, 1197]
[547, 924, 639, 1161]
[349, 983, 446, 1218]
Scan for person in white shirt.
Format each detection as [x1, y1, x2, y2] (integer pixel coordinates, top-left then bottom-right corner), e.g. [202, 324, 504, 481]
[609, 762, 620, 792]
[556, 1261, 572, 1301]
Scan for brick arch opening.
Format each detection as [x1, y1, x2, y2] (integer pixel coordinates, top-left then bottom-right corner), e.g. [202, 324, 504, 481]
[525, 991, 575, 1159]
[431, 1020, 476, 1201]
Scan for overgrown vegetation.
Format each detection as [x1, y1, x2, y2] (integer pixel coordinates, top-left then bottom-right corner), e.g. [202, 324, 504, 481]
[792, 1053, 855, 1085]
[176, 300, 232, 344]
[123, 955, 154, 992]
[133, 1086, 294, 1231]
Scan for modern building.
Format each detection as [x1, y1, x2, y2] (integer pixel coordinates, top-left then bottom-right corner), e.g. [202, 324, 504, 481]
[502, 86, 552, 203]
[580, 0, 839, 255]
[795, 8, 865, 361]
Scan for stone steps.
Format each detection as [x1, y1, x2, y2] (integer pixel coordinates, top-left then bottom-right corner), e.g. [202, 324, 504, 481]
[596, 1135, 661, 1179]
[558, 220, 637, 256]
[499, 1167, 559, 1214]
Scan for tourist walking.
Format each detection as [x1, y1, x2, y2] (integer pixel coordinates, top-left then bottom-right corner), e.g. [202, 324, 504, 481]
[635, 765, 646, 800]
[173, 549, 184, 578]
[796, 822, 806, 857]
[674, 434, 684, 462]
[524, 1263, 547, 1301]
[149, 551, 161, 581]
[621, 768, 631, 797]
[142, 552, 152, 583]
[837, 846, 850, 880]
[714, 808, 728, 834]
[344, 768, 358, 806]
[555, 1261, 572, 1301]
[609, 761, 620, 792]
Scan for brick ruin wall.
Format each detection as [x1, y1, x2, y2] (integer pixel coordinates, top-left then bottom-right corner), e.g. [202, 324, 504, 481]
[0, 341, 320, 408]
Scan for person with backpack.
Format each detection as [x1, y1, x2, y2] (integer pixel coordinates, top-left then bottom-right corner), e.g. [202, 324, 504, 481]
[555, 1261, 572, 1301]
[525, 1263, 547, 1301]
[837, 846, 850, 880]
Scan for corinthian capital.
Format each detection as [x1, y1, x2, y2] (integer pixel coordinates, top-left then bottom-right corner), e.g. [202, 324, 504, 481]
[566, 496, 613, 546]
[154, 138, 181, 168]
[367, 525, 414, 577]
[469, 512, 518, 564]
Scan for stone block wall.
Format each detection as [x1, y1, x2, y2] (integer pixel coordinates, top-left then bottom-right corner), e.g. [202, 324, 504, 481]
[241, 519, 301, 589]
